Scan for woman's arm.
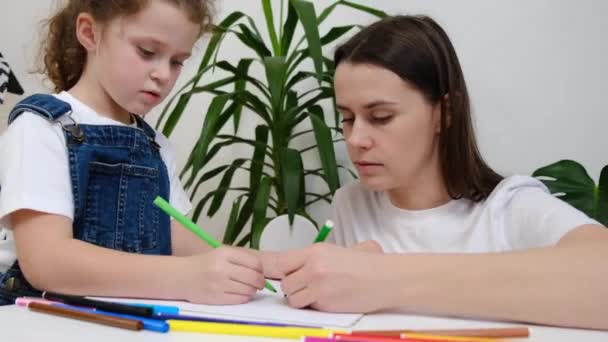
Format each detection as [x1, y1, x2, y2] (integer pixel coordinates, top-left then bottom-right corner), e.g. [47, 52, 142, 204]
[278, 224, 608, 330]
[384, 224, 608, 329]
[13, 209, 264, 304]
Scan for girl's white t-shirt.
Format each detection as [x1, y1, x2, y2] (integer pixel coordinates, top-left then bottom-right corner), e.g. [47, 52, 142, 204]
[330, 175, 598, 253]
[0, 92, 192, 270]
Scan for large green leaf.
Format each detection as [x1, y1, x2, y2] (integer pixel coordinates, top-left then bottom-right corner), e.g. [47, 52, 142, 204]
[229, 196, 255, 245]
[264, 56, 288, 113]
[532, 160, 606, 223]
[235, 23, 272, 58]
[320, 25, 356, 45]
[598, 166, 608, 226]
[158, 63, 216, 135]
[201, 12, 248, 71]
[250, 177, 272, 249]
[215, 61, 270, 99]
[280, 148, 304, 225]
[309, 110, 340, 193]
[262, 0, 281, 56]
[285, 87, 333, 121]
[232, 59, 255, 132]
[338, 0, 388, 18]
[280, 1, 298, 55]
[223, 197, 243, 244]
[158, 12, 249, 133]
[250, 125, 270, 191]
[189, 164, 230, 200]
[290, 0, 323, 83]
[192, 186, 249, 222]
[191, 95, 231, 176]
[208, 158, 248, 216]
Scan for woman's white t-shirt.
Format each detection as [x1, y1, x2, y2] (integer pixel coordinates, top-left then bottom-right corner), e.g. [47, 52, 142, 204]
[0, 92, 192, 270]
[330, 175, 598, 253]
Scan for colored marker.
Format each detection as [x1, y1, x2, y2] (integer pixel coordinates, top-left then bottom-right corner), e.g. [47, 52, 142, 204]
[168, 320, 344, 339]
[18, 298, 168, 332]
[27, 301, 143, 331]
[313, 220, 334, 243]
[42, 291, 153, 317]
[154, 313, 316, 328]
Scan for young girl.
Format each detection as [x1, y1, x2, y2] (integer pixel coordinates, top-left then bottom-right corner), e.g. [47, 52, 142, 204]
[0, 0, 266, 306]
[265, 15, 608, 330]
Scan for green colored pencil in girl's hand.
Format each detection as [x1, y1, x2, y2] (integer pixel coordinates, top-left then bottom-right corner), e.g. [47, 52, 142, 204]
[153, 196, 277, 293]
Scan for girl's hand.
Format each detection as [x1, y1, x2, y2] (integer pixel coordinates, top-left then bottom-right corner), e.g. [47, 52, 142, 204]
[181, 246, 265, 304]
[278, 243, 389, 313]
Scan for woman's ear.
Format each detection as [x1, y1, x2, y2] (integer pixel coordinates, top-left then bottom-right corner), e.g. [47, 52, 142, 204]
[75, 13, 99, 51]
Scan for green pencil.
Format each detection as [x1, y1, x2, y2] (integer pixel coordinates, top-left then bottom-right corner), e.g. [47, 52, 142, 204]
[313, 220, 334, 243]
[153, 196, 277, 293]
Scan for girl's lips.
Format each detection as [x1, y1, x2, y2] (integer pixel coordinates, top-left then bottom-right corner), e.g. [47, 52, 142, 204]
[141, 91, 161, 103]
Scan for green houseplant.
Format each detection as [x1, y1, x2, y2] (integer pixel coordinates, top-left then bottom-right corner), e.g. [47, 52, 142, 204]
[533, 160, 608, 227]
[155, 0, 387, 248]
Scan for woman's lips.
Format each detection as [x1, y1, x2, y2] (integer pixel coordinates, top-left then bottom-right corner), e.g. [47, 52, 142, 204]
[354, 161, 383, 173]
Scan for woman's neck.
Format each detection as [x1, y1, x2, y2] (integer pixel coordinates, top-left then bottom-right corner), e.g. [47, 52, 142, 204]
[387, 159, 451, 210]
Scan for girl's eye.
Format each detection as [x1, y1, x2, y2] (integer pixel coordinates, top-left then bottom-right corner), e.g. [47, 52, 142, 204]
[171, 60, 185, 67]
[341, 117, 354, 124]
[138, 47, 155, 58]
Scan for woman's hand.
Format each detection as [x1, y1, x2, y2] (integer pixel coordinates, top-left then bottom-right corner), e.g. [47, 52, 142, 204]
[180, 246, 265, 304]
[277, 242, 389, 313]
[261, 240, 383, 280]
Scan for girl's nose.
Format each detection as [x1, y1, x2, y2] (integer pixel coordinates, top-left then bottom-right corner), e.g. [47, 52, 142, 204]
[150, 62, 171, 83]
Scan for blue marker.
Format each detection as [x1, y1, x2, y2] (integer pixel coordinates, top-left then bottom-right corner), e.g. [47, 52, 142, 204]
[128, 302, 179, 315]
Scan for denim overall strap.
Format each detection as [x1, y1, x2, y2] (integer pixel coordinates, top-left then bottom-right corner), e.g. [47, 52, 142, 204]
[7, 94, 71, 124]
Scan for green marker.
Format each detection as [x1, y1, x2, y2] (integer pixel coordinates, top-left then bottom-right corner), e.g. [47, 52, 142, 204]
[313, 220, 334, 243]
[153, 196, 277, 293]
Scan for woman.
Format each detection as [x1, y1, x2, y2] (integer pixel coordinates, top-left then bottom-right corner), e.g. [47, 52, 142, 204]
[264, 15, 608, 330]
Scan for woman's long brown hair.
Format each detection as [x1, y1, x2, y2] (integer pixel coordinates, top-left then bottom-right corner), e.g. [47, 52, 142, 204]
[335, 15, 503, 201]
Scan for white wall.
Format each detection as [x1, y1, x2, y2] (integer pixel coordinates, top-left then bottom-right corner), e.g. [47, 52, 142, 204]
[1, 1, 606, 241]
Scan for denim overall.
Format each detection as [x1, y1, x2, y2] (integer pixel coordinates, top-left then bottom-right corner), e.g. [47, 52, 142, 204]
[0, 94, 172, 305]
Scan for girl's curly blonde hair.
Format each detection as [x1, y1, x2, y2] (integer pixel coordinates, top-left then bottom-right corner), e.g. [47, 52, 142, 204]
[38, 0, 214, 92]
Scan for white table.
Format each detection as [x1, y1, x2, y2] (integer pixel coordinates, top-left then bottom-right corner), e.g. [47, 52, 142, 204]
[1, 305, 606, 341]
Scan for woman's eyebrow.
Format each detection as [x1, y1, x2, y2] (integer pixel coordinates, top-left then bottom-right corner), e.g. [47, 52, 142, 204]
[337, 100, 398, 112]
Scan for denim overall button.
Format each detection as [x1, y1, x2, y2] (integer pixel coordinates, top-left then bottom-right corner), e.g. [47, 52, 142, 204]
[4, 277, 19, 292]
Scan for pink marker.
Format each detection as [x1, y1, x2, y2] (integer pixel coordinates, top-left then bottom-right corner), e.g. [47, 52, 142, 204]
[15, 297, 60, 307]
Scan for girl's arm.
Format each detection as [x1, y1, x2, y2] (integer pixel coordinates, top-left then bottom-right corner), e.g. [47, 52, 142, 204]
[278, 224, 608, 330]
[12, 209, 264, 304]
[171, 220, 213, 256]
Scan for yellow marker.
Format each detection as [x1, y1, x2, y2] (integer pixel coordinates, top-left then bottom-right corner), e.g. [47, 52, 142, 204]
[168, 320, 344, 339]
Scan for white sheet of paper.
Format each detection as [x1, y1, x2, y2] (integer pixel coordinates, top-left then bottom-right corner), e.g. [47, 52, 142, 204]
[96, 280, 362, 328]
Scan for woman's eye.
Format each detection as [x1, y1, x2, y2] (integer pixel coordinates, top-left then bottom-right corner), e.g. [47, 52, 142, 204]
[372, 115, 392, 124]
